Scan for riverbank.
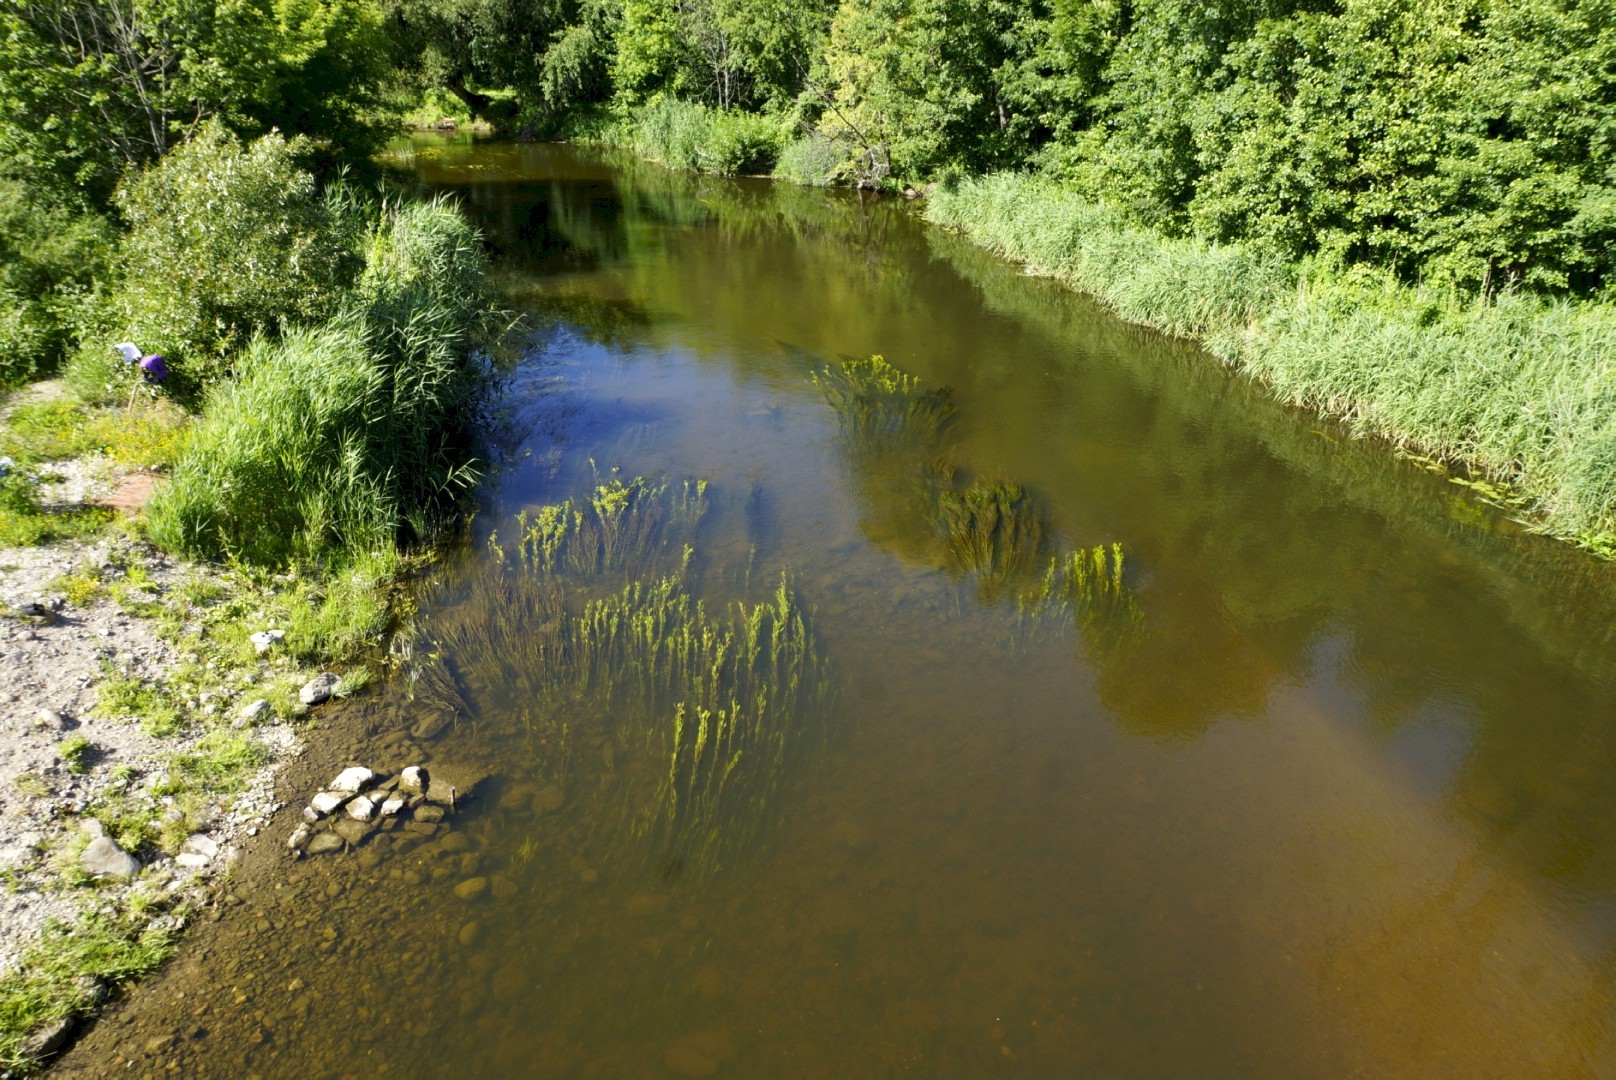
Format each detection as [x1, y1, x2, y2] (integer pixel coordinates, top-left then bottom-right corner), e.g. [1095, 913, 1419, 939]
[0, 521, 389, 1073]
[925, 173, 1616, 556]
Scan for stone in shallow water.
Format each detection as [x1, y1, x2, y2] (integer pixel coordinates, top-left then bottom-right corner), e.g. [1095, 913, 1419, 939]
[332, 818, 373, 846]
[80, 836, 139, 879]
[287, 824, 313, 852]
[309, 791, 347, 817]
[533, 785, 565, 813]
[345, 795, 376, 822]
[298, 673, 340, 706]
[329, 767, 376, 794]
[379, 792, 407, 818]
[414, 804, 445, 824]
[399, 765, 428, 795]
[458, 920, 482, 946]
[306, 832, 344, 856]
[453, 877, 488, 901]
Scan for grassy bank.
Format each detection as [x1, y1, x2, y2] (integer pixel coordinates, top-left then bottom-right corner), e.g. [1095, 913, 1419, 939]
[926, 173, 1616, 555]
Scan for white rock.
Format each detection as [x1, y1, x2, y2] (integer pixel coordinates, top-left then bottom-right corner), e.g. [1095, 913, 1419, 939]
[249, 630, 285, 655]
[379, 792, 407, 818]
[80, 819, 105, 839]
[175, 853, 210, 869]
[345, 795, 375, 822]
[329, 767, 376, 794]
[398, 765, 428, 796]
[309, 791, 346, 817]
[287, 824, 313, 851]
[237, 699, 271, 724]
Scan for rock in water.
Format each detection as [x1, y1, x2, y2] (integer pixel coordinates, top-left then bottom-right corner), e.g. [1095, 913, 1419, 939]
[330, 767, 376, 794]
[379, 792, 407, 818]
[453, 877, 488, 901]
[298, 673, 340, 706]
[345, 795, 376, 822]
[287, 824, 313, 852]
[332, 818, 373, 846]
[306, 832, 344, 856]
[398, 766, 428, 795]
[20, 1016, 74, 1063]
[80, 836, 140, 879]
[308, 791, 348, 817]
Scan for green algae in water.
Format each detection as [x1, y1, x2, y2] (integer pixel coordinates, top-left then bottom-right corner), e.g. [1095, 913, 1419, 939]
[407, 475, 830, 880]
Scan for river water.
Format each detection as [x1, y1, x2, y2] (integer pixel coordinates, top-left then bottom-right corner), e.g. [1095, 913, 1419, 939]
[62, 137, 1616, 1077]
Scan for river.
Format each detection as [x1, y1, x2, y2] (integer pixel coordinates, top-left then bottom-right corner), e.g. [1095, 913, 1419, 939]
[57, 136, 1616, 1077]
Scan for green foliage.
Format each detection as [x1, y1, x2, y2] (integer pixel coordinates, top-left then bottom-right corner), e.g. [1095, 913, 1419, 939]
[100, 123, 362, 397]
[57, 733, 93, 774]
[0, 914, 177, 1072]
[612, 98, 787, 175]
[0, 471, 116, 549]
[929, 170, 1616, 545]
[0, 177, 114, 387]
[0, 0, 390, 208]
[144, 195, 493, 566]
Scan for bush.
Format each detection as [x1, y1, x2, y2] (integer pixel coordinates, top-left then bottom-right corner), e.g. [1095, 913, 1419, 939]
[615, 99, 786, 176]
[0, 177, 115, 388]
[99, 123, 363, 398]
[774, 134, 848, 187]
[144, 197, 494, 567]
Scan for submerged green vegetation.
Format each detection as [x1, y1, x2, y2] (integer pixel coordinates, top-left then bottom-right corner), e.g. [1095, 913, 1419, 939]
[816, 355, 1141, 647]
[408, 476, 831, 879]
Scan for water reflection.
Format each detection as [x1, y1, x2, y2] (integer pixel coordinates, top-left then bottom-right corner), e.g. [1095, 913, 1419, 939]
[57, 136, 1616, 1077]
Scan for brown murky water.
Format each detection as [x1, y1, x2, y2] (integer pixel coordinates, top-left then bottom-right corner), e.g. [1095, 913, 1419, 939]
[60, 138, 1616, 1077]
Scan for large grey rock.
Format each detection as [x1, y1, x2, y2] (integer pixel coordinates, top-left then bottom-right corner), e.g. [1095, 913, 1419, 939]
[308, 791, 348, 818]
[298, 673, 340, 706]
[305, 832, 344, 855]
[80, 836, 139, 879]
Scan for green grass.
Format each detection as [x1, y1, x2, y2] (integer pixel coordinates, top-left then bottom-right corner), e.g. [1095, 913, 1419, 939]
[0, 914, 177, 1072]
[596, 99, 790, 177]
[927, 172, 1616, 553]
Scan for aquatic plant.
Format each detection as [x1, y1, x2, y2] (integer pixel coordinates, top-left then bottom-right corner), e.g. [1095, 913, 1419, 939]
[933, 477, 1052, 601]
[1022, 543, 1144, 653]
[812, 355, 956, 453]
[409, 474, 829, 878]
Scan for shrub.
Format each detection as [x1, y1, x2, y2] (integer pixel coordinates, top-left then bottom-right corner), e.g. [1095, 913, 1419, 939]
[775, 134, 847, 187]
[144, 197, 494, 567]
[99, 123, 362, 398]
[616, 99, 786, 176]
[0, 177, 115, 387]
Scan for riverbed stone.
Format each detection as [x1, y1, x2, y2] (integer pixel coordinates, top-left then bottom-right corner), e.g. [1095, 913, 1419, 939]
[410, 711, 453, 740]
[379, 792, 407, 818]
[287, 824, 313, 852]
[453, 876, 488, 901]
[298, 673, 340, 706]
[306, 832, 344, 856]
[534, 785, 565, 813]
[332, 818, 373, 846]
[458, 920, 482, 946]
[490, 874, 517, 901]
[399, 765, 428, 795]
[21, 1016, 74, 1062]
[426, 762, 490, 806]
[414, 804, 445, 824]
[81, 836, 139, 879]
[329, 766, 376, 794]
[309, 791, 347, 817]
[345, 795, 376, 822]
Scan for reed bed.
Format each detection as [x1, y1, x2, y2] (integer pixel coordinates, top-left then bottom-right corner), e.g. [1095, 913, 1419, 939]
[928, 172, 1616, 553]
